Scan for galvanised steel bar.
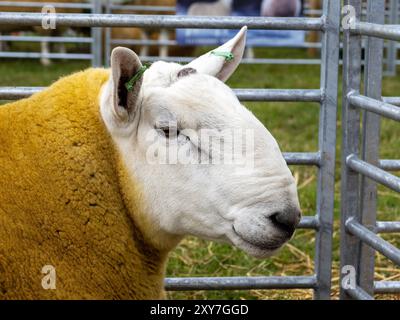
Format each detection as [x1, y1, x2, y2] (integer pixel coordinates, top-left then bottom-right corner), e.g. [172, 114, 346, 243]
[0, 87, 44, 100]
[111, 38, 177, 47]
[109, 5, 175, 13]
[340, 0, 363, 301]
[376, 221, 400, 234]
[379, 160, 400, 171]
[139, 55, 322, 65]
[0, 52, 92, 60]
[0, 1, 92, 9]
[105, 0, 112, 67]
[347, 154, 400, 193]
[313, 0, 340, 300]
[352, 22, 400, 41]
[165, 276, 317, 291]
[110, 38, 323, 49]
[349, 93, 400, 121]
[0, 13, 325, 30]
[0, 87, 322, 103]
[299, 216, 320, 230]
[234, 89, 322, 102]
[386, 0, 400, 76]
[345, 286, 374, 300]
[91, 0, 102, 67]
[358, 0, 384, 296]
[345, 219, 400, 266]
[284, 153, 321, 166]
[374, 281, 400, 293]
[383, 97, 400, 106]
[0, 36, 92, 43]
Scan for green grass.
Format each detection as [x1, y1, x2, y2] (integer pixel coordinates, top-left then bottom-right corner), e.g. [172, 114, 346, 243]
[0, 48, 399, 300]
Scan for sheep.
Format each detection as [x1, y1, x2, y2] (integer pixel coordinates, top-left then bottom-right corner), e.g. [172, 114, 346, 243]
[0, 27, 301, 299]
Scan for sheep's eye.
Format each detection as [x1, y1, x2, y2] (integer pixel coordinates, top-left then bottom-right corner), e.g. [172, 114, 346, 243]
[158, 127, 180, 139]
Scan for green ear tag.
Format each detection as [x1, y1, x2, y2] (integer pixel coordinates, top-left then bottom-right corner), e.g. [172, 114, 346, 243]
[125, 64, 150, 92]
[210, 51, 234, 61]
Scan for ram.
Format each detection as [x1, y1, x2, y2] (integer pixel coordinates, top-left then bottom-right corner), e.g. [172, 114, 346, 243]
[0, 28, 301, 299]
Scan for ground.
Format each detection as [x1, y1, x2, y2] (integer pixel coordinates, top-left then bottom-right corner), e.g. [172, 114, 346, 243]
[0, 47, 399, 300]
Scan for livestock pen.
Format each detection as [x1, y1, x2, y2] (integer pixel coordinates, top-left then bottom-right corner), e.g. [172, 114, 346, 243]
[0, 0, 399, 300]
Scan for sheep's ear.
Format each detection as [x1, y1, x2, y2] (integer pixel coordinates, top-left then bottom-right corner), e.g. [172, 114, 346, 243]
[110, 47, 143, 121]
[186, 26, 247, 82]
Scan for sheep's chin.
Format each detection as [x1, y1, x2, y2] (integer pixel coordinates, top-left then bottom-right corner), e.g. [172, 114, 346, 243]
[226, 231, 282, 259]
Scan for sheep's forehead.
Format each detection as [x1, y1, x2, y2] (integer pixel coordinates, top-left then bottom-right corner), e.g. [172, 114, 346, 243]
[142, 62, 243, 125]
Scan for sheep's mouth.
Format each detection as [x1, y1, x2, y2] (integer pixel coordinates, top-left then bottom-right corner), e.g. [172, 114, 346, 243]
[231, 225, 283, 253]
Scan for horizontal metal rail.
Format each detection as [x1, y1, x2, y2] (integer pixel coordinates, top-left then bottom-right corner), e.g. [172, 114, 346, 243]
[0, 1, 92, 9]
[234, 89, 322, 102]
[111, 38, 177, 47]
[110, 38, 323, 49]
[140, 55, 322, 65]
[0, 87, 323, 103]
[0, 86, 44, 100]
[0, 52, 92, 60]
[345, 286, 374, 300]
[346, 155, 400, 193]
[384, 97, 400, 106]
[376, 221, 400, 234]
[109, 4, 175, 13]
[345, 218, 400, 266]
[0, 13, 325, 30]
[165, 275, 317, 291]
[374, 281, 400, 294]
[379, 160, 400, 171]
[299, 216, 319, 230]
[283, 152, 321, 166]
[352, 22, 400, 41]
[0, 35, 92, 43]
[348, 93, 400, 121]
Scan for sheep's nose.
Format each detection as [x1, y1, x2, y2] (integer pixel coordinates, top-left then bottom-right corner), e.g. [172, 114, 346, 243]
[269, 208, 301, 236]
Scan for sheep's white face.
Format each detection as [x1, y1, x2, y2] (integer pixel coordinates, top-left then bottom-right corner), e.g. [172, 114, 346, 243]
[100, 27, 301, 258]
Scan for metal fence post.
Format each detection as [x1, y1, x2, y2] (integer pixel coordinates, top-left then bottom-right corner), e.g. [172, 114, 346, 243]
[358, 0, 385, 296]
[91, 0, 102, 66]
[339, 0, 363, 300]
[105, 0, 112, 67]
[313, 0, 340, 300]
[385, 0, 399, 76]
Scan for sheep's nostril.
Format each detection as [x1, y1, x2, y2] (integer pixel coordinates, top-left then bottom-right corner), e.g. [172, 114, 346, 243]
[269, 211, 298, 236]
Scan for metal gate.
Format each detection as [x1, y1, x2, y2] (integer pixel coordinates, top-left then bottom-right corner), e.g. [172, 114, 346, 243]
[0, 0, 102, 67]
[340, 0, 400, 300]
[0, 1, 341, 299]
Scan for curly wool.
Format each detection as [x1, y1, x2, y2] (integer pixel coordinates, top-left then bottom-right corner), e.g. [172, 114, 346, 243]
[0, 68, 167, 299]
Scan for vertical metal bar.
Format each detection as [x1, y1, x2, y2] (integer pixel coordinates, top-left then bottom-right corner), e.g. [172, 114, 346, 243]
[105, 0, 111, 67]
[91, 0, 102, 67]
[385, 0, 399, 76]
[358, 0, 385, 296]
[313, 0, 341, 300]
[339, 0, 363, 300]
